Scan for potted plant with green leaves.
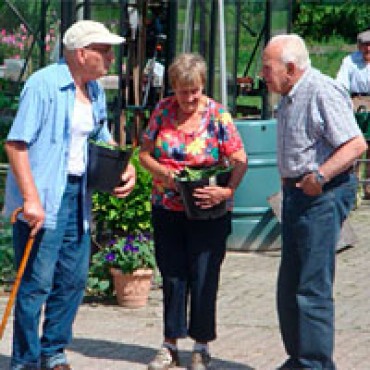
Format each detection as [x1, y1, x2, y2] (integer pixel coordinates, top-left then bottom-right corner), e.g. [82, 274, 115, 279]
[175, 164, 233, 220]
[87, 148, 155, 305]
[90, 233, 156, 308]
[87, 139, 132, 193]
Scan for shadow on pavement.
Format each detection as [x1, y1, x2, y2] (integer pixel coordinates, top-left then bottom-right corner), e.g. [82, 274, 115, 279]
[0, 354, 10, 368]
[0, 339, 254, 369]
[70, 337, 253, 369]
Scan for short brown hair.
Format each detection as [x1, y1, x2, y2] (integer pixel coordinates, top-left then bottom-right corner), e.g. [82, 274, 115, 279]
[168, 53, 207, 89]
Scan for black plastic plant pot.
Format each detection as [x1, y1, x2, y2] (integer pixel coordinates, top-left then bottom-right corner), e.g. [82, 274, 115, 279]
[176, 170, 231, 220]
[87, 142, 132, 193]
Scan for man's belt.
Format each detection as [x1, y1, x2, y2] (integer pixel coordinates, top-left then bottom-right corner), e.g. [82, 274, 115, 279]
[282, 167, 354, 188]
[282, 175, 303, 187]
[351, 93, 370, 98]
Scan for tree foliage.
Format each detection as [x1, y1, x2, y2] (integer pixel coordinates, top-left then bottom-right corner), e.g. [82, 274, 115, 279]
[292, 0, 370, 42]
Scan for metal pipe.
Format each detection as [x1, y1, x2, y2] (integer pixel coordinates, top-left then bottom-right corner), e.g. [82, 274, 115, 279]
[218, 0, 227, 107]
[287, 0, 293, 33]
[83, 0, 91, 19]
[182, 0, 194, 52]
[262, 0, 272, 119]
[207, 0, 217, 97]
[114, 0, 128, 144]
[61, 0, 77, 48]
[232, 0, 241, 115]
[199, 0, 206, 56]
[40, 0, 48, 67]
[164, 1, 177, 96]
[243, 24, 265, 78]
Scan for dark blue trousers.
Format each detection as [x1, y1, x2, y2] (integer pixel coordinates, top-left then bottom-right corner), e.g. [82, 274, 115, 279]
[152, 207, 231, 342]
[278, 173, 357, 370]
[11, 176, 90, 369]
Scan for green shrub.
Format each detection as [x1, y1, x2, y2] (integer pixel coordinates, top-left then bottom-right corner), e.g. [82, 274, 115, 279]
[0, 216, 15, 287]
[91, 147, 153, 237]
[293, 1, 370, 42]
[88, 147, 153, 297]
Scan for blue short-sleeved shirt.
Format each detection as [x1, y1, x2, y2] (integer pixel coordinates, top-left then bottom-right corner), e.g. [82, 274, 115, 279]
[4, 59, 112, 229]
[336, 51, 370, 93]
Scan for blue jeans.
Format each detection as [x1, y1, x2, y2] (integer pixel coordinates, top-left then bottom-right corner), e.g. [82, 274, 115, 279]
[278, 173, 357, 370]
[11, 176, 90, 369]
[152, 207, 231, 342]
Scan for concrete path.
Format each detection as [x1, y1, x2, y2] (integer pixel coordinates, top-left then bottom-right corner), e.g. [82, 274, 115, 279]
[1, 201, 370, 369]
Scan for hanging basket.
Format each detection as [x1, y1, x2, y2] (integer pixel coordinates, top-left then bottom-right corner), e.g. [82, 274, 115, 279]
[87, 142, 132, 193]
[110, 268, 153, 308]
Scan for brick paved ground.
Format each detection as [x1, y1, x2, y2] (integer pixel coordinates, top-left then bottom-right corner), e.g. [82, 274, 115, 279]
[1, 201, 370, 369]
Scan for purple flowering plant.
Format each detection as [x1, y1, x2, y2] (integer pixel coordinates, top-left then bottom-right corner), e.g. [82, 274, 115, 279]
[87, 233, 156, 297]
[101, 233, 156, 274]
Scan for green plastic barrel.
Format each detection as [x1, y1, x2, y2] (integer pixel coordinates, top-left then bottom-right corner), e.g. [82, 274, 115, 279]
[227, 119, 281, 251]
[355, 112, 370, 140]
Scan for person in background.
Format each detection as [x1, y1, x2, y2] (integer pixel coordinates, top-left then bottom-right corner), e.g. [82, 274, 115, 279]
[336, 29, 370, 197]
[336, 29, 370, 97]
[4, 20, 136, 370]
[139, 53, 247, 370]
[261, 34, 367, 370]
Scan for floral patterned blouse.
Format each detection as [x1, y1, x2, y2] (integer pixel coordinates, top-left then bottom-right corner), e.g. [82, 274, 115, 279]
[143, 96, 244, 211]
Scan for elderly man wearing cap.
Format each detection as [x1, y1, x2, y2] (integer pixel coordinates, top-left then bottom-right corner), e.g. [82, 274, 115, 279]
[337, 29, 370, 197]
[4, 20, 135, 370]
[337, 29, 370, 98]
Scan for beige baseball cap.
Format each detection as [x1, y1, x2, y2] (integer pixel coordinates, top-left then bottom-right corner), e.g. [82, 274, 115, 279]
[357, 30, 370, 44]
[63, 20, 125, 50]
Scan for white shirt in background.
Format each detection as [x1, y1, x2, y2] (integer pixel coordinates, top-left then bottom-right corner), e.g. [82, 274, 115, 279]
[336, 50, 370, 94]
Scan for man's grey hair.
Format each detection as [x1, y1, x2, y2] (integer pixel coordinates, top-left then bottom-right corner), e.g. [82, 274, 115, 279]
[268, 33, 311, 70]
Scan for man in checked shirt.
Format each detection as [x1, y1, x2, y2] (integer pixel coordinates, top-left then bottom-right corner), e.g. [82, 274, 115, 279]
[261, 34, 367, 370]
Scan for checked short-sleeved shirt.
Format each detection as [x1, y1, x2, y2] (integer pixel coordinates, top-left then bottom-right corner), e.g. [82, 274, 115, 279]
[143, 96, 244, 211]
[277, 67, 362, 178]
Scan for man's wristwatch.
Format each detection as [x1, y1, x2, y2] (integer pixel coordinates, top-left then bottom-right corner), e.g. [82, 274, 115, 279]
[313, 170, 326, 186]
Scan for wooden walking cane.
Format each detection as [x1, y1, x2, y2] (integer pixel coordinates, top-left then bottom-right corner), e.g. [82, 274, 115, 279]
[0, 207, 35, 340]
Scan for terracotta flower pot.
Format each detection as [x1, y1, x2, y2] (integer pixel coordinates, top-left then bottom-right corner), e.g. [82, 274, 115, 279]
[110, 268, 153, 308]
